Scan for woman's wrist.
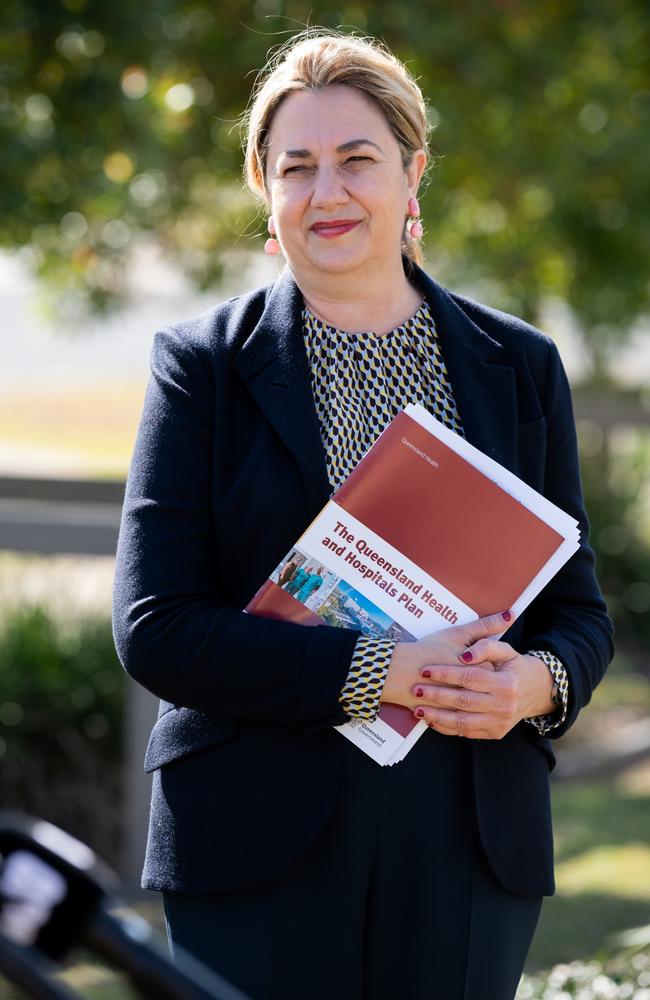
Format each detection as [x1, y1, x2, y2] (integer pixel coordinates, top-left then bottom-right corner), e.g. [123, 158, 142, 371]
[379, 641, 422, 707]
[524, 650, 570, 734]
[520, 653, 557, 718]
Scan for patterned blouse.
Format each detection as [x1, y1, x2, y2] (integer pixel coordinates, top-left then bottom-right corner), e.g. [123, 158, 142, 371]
[302, 299, 569, 737]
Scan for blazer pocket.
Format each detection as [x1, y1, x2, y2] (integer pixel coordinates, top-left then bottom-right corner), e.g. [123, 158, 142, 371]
[531, 731, 557, 772]
[516, 415, 547, 447]
[144, 707, 239, 773]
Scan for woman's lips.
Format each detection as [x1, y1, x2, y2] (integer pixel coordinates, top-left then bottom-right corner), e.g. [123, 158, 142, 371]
[310, 220, 361, 238]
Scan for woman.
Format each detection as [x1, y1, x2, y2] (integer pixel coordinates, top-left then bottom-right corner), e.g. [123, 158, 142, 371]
[113, 31, 613, 1000]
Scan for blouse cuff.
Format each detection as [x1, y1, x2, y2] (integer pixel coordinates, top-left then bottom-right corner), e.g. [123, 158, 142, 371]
[338, 636, 396, 720]
[524, 649, 569, 736]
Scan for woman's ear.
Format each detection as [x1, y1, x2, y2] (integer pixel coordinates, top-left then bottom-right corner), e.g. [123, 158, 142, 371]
[407, 149, 428, 197]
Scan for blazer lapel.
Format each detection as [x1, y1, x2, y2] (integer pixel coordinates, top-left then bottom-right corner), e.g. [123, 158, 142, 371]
[233, 263, 521, 522]
[232, 269, 332, 518]
[414, 267, 519, 472]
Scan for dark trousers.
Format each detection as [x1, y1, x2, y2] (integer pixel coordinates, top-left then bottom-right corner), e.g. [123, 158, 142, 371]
[163, 730, 542, 1000]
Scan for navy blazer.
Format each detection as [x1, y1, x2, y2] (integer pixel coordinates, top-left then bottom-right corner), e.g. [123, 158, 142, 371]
[113, 263, 613, 898]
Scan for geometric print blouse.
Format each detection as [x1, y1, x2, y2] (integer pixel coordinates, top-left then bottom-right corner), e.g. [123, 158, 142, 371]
[302, 298, 463, 487]
[301, 300, 568, 736]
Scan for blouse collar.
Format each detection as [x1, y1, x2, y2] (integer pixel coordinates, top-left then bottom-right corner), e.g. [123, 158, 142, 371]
[302, 299, 431, 342]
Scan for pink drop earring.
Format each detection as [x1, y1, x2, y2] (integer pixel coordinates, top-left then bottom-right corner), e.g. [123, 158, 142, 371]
[408, 197, 423, 240]
[264, 217, 280, 256]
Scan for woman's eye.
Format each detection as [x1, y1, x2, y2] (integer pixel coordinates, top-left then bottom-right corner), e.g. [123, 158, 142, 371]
[281, 157, 370, 177]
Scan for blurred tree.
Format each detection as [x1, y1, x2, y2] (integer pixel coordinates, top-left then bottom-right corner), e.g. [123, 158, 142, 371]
[578, 420, 650, 669]
[1, 0, 648, 368]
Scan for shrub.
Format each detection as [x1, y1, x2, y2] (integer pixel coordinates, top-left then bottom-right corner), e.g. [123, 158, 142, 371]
[0, 604, 124, 868]
[518, 940, 650, 997]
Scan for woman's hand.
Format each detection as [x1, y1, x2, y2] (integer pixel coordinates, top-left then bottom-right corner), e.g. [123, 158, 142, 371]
[380, 611, 557, 740]
[380, 610, 510, 708]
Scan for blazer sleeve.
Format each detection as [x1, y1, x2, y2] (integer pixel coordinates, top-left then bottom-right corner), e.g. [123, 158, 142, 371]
[112, 325, 359, 732]
[520, 339, 614, 738]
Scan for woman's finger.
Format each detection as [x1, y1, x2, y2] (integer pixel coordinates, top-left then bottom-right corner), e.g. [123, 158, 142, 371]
[414, 682, 492, 712]
[414, 706, 513, 740]
[454, 609, 514, 648]
[418, 663, 499, 689]
[457, 638, 517, 667]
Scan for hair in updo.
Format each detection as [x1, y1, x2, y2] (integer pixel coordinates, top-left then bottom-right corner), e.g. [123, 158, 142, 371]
[244, 30, 430, 265]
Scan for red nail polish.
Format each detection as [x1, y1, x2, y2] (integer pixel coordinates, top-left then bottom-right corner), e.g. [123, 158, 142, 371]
[422, 668, 432, 678]
[415, 708, 425, 718]
[415, 687, 424, 697]
[460, 650, 473, 662]
[501, 610, 513, 622]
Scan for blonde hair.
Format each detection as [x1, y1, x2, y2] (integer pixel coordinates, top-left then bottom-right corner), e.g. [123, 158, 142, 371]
[243, 30, 430, 266]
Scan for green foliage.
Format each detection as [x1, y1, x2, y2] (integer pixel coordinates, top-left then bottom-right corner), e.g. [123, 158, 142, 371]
[1, 1, 648, 359]
[0, 604, 124, 865]
[578, 422, 650, 662]
[518, 944, 650, 997]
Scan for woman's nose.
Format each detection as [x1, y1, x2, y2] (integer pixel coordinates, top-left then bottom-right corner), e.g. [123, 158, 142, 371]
[310, 166, 349, 209]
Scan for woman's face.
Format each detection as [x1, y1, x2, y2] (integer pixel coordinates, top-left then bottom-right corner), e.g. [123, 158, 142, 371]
[265, 85, 426, 280]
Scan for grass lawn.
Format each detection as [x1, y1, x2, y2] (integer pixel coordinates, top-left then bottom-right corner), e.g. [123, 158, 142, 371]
[527, 764, 650, 972]
[0, 383, 144, 478]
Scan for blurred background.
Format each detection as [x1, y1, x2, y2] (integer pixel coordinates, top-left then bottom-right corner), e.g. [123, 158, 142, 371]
[1, 1, 649, 997]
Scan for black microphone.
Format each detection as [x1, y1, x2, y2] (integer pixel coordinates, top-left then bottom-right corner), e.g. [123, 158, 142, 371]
[0, 811, 250, 1000]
